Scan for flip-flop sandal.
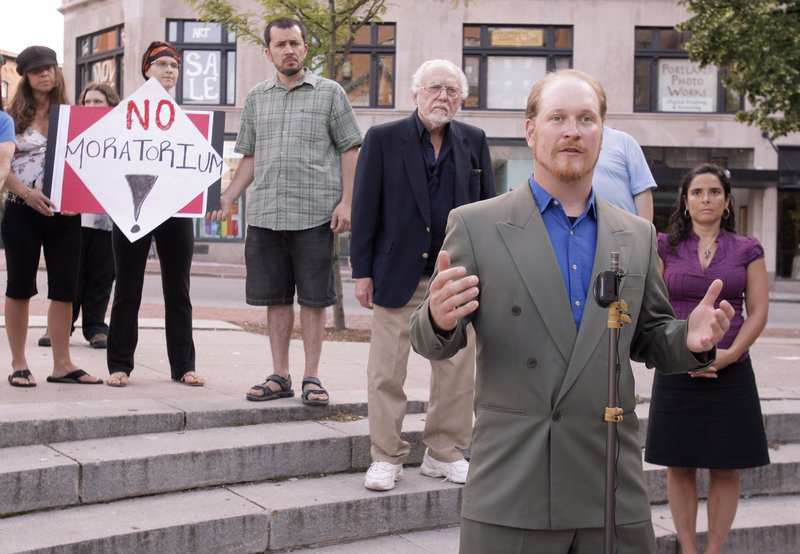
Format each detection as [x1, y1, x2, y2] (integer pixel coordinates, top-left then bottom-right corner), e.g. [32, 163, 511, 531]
[246, 374, 294, 402]
[8, 369, 36, 387]
[46, 369, 103, 385]
[301, 377, 329, 407]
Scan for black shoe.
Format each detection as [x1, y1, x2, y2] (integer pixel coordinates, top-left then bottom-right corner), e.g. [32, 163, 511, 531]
[88, 333, 108, 349]
[38, 333, 51, 347]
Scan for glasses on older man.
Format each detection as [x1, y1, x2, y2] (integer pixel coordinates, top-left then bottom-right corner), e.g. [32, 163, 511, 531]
[154, 60, 180, 71]
[422, 83, 461, 98]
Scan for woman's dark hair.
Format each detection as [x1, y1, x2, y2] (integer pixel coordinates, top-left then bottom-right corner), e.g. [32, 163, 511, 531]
[667, 162, 736, 250]
[78, 82, 121, 107]
[7, 64, 70, 134]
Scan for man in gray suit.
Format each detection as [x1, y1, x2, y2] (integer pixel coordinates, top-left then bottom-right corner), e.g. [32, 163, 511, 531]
[409, 69, 734, 553]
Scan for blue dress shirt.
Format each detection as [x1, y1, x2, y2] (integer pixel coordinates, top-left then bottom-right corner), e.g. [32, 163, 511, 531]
[529, 176, 598, 329]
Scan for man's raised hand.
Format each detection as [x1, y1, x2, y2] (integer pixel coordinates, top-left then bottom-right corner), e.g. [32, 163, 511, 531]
[429, 250, 480, 332]
[686, 279, 735, 353]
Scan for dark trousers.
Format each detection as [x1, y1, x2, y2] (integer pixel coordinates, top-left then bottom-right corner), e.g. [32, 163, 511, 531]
[73, 227, 115, 340]
[107, 217, 195, 379]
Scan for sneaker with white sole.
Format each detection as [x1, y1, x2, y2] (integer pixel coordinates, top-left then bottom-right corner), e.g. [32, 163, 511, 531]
[419, 448, 469, 484]
[364, 461, 403, 491]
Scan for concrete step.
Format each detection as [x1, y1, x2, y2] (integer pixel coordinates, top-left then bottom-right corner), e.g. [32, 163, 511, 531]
[2, 475, 797, 553]
[3, 404, 800, 523]
[0, 413, 427, 516]
[0, 392, 428, 448]
[652, 494, 800, 554]
[644, 442, 800, 504]
[3, 394, 798, 449]
[0, 470, 463, 553]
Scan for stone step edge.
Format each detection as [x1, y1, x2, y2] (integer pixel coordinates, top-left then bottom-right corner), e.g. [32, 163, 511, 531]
[2, 413, 799, 519]
[2, 395, 798, 449]
[0, 472, 797, 554]
[0, 391, 430, 448]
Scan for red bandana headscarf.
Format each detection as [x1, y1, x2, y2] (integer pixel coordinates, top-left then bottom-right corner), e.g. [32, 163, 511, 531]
[141, 41, 180, 79]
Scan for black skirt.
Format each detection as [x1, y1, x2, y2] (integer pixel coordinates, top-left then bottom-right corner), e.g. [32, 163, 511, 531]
[644, 357, 770, 469]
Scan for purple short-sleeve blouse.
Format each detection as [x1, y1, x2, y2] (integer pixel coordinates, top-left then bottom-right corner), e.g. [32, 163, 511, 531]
[657, 229, 763, 363]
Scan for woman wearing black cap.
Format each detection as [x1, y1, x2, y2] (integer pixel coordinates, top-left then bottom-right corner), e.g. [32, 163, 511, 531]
[105, 41, 205, 387]
[3, 45, 103, 386]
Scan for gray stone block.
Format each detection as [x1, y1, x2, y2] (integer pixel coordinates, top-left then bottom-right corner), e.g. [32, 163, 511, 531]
[52, 420, 352, 503]
[0, 489, 268, 553]
[0, 399, 184, 448]
[0, 445, 78, 516]
[231, 470, 463, 551]
[320, 413, 427, 469]
[644, 442, 800, 504]
[652, 494, 800, 554]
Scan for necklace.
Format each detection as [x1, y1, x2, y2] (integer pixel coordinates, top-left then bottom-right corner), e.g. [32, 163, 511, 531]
[703, 242, 714, 259]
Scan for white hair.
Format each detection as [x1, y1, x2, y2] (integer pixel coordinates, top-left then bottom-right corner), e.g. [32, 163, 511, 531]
[411, 59, 469, 100]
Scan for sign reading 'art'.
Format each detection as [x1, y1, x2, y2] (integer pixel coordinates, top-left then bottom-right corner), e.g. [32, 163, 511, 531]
[45, 78, 228, 242]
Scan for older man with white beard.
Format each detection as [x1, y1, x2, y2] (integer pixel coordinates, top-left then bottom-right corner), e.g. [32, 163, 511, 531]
[350, 59, 496, 491]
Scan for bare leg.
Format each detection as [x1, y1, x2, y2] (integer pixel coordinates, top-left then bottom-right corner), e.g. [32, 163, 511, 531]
[48, 300, 101, 382]
[704, 469, 740, 554]
[667, 466, 700, 554]
[6, 297, 34, 384]
[247, 305, 293, 397]
[299, 306, 327, 402]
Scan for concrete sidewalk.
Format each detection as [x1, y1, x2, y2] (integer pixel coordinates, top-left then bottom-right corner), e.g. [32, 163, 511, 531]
[1, 257, 799, 407]
[2, 314, 800, 409]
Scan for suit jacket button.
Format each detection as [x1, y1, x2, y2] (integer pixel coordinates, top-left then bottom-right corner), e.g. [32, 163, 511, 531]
[422, 253, 429, 259]
[511, 306, 521, 316]
[527, 358, 537, 368]
[552, 412, 563, 422]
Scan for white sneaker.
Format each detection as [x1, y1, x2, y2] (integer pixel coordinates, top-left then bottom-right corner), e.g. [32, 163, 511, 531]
[364, 461, 403, 491]
[419, 448, 469, 484]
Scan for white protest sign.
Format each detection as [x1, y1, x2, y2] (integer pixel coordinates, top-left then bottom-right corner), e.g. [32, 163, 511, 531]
[63, 78, 228, 242]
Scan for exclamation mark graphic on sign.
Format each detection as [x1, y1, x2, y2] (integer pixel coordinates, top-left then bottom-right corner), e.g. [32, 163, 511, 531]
[125, 174, 158, 233]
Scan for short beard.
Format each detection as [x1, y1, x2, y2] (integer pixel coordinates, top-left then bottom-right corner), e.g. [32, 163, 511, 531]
[534, 148, 598, 184]
[422, 110, 453, 129]
[279, 65, 302, 77]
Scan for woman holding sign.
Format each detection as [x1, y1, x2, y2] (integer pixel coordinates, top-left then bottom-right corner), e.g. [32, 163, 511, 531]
[106, 42, 205, 387]
[3, 45, 103, 386]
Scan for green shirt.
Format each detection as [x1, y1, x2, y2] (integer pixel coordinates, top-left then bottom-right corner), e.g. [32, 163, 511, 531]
[235, 70, 362, 230]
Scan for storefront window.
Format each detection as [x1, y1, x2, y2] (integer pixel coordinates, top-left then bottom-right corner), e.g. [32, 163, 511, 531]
[76, 25, 124, 100]
[634, 27, 741, 113]
[463, 25, 572, 110]
[195, 139, 245, 241]
[167, 20, 236, 106]
[336, 23, 395, 108]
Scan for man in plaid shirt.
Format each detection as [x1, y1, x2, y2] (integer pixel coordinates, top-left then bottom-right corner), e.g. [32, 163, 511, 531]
[208, 17, 362, 407]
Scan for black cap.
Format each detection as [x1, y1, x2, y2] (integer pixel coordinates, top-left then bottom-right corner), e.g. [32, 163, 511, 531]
[16, 45, 58, 76]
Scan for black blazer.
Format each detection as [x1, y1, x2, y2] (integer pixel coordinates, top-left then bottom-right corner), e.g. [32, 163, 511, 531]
[351, 113, 496, 308]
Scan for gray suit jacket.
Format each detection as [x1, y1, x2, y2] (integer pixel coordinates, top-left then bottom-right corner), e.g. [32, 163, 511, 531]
[410, 185, 712, 530]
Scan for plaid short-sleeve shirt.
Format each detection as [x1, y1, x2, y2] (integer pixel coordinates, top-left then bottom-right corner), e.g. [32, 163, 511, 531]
[235, 70, 363, 230]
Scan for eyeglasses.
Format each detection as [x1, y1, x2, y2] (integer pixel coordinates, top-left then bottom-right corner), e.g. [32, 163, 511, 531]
[422, 83, 461, 98]
[154, 60, 180, 71]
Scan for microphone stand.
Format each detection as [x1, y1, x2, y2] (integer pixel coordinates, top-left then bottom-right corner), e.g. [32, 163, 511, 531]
[593, 252, 630, 554]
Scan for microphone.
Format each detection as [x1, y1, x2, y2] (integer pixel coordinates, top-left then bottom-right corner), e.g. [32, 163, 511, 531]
[593, 252, 625, 307]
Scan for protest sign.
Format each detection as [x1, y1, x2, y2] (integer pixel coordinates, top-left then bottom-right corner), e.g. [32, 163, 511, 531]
[44, 78, 228, 242]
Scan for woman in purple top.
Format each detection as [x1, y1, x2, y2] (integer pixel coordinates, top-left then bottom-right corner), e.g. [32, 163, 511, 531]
[645, 163, 769, 554]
